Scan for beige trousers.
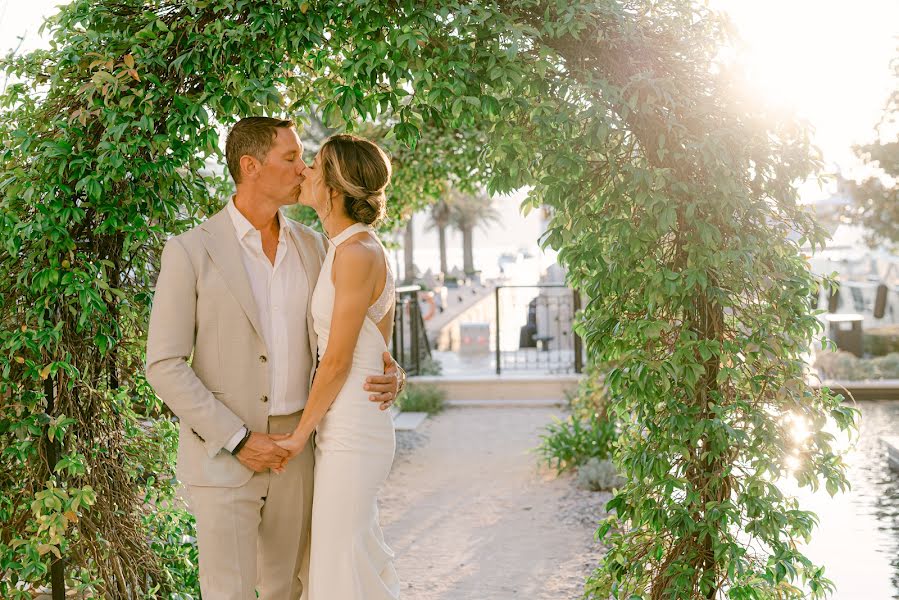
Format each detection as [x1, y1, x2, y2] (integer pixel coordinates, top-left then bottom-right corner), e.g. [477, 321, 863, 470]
[186, 411, 314, 600]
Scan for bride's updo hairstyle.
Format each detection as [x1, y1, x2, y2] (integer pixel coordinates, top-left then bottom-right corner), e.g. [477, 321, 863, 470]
[320, 134, 392, 226]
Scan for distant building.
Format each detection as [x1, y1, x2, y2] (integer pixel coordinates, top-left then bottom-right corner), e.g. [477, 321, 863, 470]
[808, 173, 854, 234]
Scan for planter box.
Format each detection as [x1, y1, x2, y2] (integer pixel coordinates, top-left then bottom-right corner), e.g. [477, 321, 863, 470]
[813, 379, 899, 401]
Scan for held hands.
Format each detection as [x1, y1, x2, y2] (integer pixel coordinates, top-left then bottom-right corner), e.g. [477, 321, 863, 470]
[233, 432, 291, 473]
[232, 433, 307, 475]
[364, 351, 403, 411]
[270, 433, 307, 474]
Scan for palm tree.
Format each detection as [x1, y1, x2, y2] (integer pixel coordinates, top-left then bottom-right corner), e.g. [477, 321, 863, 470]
[402, 214, 416, 284]
[425, 194, 454, 277]
[450, 188, 500, 276]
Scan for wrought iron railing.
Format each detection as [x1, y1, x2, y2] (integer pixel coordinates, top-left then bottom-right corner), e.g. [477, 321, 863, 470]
[494, 284, 583, 375]
[393, 285, 432, 375]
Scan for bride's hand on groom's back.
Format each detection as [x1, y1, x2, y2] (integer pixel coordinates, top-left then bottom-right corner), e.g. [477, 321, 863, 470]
[234, 432, 290, 473]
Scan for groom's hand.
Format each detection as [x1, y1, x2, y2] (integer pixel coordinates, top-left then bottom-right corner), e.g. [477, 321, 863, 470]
[234, 432, 290, 472]
[364, 351, 403, 411]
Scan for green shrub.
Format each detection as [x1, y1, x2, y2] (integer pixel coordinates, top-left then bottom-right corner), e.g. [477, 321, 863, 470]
[875, 352, 899, 377]
[416, 356, 443, 376]
[814, 349, 899, 379]
[565, 368, 608, 421]
[864, 325, 899, 356]
[537, 411, 617, 474]
[396, 384, 445, 414]
[539, 366, 618, 474]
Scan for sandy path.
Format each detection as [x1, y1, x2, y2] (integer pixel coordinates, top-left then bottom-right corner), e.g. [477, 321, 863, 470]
[380, 406, 608, 600]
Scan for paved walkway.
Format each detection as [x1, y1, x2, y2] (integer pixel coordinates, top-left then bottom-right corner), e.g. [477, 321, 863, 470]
[380, 406, 607, 599]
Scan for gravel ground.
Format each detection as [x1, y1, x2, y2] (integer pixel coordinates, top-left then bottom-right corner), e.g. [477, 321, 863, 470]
[380, 406, 609, 600]
[395, 428, 430, 462]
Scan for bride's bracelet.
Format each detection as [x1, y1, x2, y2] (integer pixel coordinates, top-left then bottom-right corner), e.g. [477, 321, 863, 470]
[397, 365, 407, 394]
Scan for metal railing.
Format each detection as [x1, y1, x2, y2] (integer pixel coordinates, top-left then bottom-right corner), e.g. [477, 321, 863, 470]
[393, 285, 432, 375]
[494, 284, 583, 375]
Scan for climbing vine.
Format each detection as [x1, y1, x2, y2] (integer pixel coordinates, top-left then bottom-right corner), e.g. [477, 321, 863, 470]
[1, 1, 854, 598]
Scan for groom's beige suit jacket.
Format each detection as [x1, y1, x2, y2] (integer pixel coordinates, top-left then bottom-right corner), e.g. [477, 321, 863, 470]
[146, 207, 327, 488]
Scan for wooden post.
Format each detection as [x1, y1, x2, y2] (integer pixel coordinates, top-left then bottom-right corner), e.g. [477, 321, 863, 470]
[495, 286, 502, 375]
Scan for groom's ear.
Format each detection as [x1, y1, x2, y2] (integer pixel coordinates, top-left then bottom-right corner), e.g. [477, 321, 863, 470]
[239, 154, 262, 181]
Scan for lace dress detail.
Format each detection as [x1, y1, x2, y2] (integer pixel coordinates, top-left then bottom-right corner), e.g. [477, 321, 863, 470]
[328, 223, 394, 324]
[366, 255, 394, 323]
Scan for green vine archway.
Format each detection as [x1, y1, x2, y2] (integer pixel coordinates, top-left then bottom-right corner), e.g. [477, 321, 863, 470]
[0, 1, 854, 598]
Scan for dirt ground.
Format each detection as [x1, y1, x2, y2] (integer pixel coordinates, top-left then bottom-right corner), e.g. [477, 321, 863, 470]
[380, 406, 610, 600]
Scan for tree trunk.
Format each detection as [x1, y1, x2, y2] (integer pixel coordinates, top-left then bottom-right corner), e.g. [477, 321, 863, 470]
[462, 225, 474, 275]
[403, 215, 415, 284]
[438, 225, 448, 276]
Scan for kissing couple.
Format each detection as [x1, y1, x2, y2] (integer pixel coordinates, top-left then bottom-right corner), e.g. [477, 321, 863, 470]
[147, 117, 403, 599]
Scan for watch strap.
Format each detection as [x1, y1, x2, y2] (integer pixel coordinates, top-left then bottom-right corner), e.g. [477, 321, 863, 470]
[231, 427, 252, 456]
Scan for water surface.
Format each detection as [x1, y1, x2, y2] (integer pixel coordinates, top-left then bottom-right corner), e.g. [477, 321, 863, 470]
[793, 400, 899, 599]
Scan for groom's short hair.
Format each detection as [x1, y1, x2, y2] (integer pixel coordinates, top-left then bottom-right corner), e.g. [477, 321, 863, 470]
[226, 117, 295, 183]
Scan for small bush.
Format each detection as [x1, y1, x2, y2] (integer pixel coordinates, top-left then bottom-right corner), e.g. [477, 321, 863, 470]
[416, 355, 443, 376]
[865, 325, 899, 356]
[566, 369, 607, 421]
[537, 411, 617, 474]
[875, 352, 899, 376]
[539, 365, 618, 473]
[397, 384, 446, 414]
[814, 349, 899, 379]
[576, 457, 625, 491]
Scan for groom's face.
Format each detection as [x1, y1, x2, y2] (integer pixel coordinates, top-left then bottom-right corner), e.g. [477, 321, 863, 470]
[254, 127, 307, 205]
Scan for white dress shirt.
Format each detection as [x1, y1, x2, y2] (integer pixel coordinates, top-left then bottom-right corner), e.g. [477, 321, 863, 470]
[223, 198, 312, 452]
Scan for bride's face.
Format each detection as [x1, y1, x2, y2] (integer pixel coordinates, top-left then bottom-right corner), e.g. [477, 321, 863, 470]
[298, 152, 331, 211]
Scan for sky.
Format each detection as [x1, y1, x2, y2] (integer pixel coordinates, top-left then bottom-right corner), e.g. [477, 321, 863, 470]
[713, 0, 899, 196]
[1, 0, 897, 269]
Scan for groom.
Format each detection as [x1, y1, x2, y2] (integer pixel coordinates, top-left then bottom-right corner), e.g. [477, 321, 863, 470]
[146, 117, 403, 599]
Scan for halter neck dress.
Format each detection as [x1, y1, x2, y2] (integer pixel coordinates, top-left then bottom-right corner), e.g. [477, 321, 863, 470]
[307, 222, 399, 600]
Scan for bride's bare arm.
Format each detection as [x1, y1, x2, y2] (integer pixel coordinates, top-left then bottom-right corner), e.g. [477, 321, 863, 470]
[276, 241, 378, 458]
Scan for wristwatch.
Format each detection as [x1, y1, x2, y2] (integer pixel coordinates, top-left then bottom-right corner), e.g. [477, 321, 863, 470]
[231, 427, 252, 456]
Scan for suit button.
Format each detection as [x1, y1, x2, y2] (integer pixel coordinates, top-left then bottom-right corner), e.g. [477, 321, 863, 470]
[261, 395, 269, 403]
[259, 355, 267, 363]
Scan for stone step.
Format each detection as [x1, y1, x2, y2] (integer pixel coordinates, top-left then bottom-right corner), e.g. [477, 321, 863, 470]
[410, 374, 581, 402]
[393, 411, 428, 431]
[446, 398, 566, 408]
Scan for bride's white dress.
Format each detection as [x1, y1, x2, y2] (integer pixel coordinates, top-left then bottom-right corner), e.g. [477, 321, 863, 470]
[307, 222, 399, 599]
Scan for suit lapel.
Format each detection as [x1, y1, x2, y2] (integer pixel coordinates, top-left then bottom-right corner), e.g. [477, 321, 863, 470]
[286, 221, 321, 293]
[199, 209, 268, 349]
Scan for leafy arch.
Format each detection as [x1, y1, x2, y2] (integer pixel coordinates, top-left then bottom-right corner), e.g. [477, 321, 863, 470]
[1, 1, 853, 598]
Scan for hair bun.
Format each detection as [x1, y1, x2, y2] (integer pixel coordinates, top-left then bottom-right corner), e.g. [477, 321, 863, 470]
[346, 190, 387, 225]
[320, 134, 392, 226]
[365, 190, 386, 207]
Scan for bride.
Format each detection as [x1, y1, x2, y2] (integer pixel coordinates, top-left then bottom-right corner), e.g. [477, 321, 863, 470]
[274, 134, 400, 599]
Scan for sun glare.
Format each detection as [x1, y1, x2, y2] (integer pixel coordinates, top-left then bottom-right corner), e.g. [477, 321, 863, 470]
[713, 0, 899, 173]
